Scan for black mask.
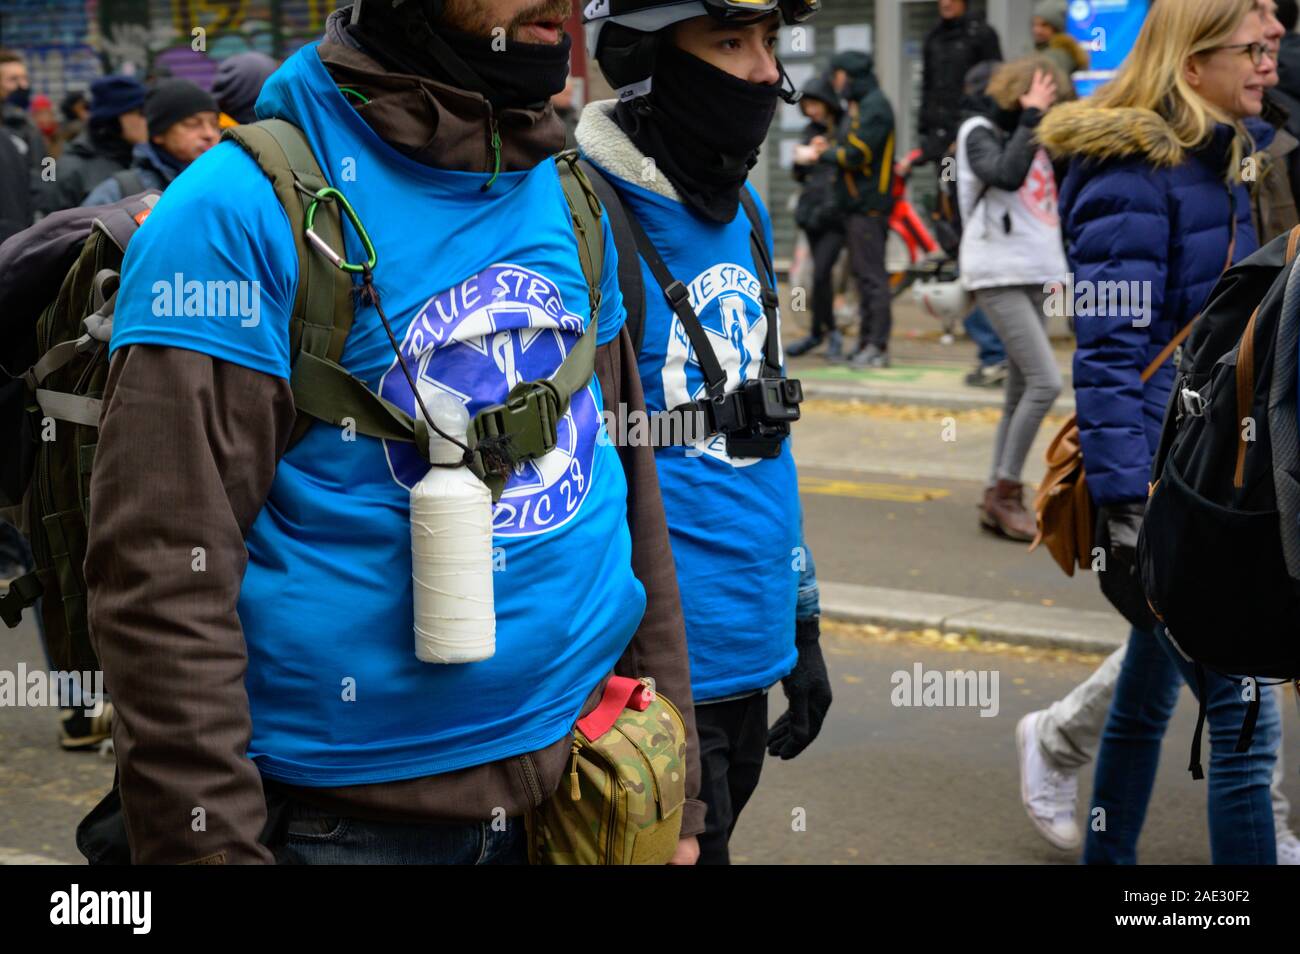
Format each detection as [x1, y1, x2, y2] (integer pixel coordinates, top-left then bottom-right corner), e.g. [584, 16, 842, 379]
[347, 4, 571, 110]
[5, 86, 30, 111]
[438, 28, 572, 109]
[616, 43, 780, 223]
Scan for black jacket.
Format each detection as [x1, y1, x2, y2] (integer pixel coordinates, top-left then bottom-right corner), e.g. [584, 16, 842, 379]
[920, 13, 1002, 163]
[3, 105, 52, 218]
[0, 127, 31, 241]
[962, 97, 1044, 193]
[48, 126, 133, 212]
[793, 74, 843, 232]
[821, 52, 896, 215]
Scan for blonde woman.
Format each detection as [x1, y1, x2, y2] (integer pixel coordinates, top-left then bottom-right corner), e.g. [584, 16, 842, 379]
[1038, 0, 1280, 864]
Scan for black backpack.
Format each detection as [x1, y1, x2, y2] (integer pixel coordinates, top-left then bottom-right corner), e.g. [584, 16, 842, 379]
[1138, 224, 1300, 771]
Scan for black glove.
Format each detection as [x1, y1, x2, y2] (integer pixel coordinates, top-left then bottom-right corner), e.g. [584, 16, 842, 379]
[767, 616, 832, 760]
[1095, 500, 1156, 631]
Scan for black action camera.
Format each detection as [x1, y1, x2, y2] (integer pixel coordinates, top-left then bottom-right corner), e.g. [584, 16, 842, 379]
[721, 377, 803, 459]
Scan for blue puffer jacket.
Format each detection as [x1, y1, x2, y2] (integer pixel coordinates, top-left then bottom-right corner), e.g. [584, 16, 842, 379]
[1038, 102, 1269, 506]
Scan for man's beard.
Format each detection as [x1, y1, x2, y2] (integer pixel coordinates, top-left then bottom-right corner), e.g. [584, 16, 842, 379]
[442, 0, 572, 42]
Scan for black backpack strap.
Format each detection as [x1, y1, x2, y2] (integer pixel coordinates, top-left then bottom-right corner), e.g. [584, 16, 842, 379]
[1235, 678, 1263, 753]
[738, 188, 783, 378]
[622, 207, 729, 401]
[1188, 662, 1209, 780]
[578, 158, 645, 355]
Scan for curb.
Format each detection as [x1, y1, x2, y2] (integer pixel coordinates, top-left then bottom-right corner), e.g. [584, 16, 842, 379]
[800, 378, 1077, 414]
[820, 581, 1126, 654]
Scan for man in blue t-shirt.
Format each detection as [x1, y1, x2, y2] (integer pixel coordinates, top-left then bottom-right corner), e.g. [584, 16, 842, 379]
[578, 0, 832, 864]
[84, 0, 704, 865]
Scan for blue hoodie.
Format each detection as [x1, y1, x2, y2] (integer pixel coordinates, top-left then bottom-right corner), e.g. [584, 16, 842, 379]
[108, 42, 644, 786]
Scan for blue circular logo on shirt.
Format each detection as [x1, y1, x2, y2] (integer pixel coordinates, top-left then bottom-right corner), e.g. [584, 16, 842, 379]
[378, 263, 599, 538]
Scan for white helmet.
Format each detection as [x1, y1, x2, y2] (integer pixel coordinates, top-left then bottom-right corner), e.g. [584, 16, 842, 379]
[912, 277, 970, 323]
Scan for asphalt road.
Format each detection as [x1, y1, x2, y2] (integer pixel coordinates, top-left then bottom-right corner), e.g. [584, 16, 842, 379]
[3, 613, 1297, 865]
[794, 399, 1112, 613]
[1, 397, 1292, 865]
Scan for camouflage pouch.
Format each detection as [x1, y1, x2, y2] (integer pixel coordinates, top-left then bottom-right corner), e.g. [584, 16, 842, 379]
[526, 675, 686, 865]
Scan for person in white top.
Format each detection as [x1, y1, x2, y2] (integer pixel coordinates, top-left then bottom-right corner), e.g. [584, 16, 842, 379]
[955, 56, 1068, 541]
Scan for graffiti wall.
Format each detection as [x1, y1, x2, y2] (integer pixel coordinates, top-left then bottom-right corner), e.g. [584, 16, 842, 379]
[0, 0, 332, 98]
[0, 0, 101, 99]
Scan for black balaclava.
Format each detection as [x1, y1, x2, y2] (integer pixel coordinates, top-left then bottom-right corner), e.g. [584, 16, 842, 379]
[346, 2, 572, 109]
[614, 42, 781, 223]
[4, 86, 30, 111]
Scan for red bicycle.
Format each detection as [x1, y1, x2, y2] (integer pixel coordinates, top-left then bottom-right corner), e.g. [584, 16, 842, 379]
[886, 146, 946, 297]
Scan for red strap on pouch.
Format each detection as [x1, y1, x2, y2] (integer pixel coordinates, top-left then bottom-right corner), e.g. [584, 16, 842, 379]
[576, 675, 655, 742]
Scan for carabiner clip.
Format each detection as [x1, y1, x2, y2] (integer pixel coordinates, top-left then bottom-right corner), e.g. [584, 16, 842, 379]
[303, 185, 377, 274]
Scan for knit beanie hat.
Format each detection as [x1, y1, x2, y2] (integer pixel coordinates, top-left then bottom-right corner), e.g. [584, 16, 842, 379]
[89, 75, 146, 121]
[211, 52, 277, 124]
[1033, 0, 1067, 32]
[144, 79, 217, 137]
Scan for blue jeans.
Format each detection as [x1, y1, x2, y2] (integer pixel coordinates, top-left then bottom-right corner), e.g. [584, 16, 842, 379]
[1084, 625, 1279, 865]
[277, 802, 528, 865]
[963, 306, 1006, 366]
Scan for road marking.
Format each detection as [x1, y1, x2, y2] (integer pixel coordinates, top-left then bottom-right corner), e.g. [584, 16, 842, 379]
[0, 846, 67, 865]
[800, 475, 951, 502]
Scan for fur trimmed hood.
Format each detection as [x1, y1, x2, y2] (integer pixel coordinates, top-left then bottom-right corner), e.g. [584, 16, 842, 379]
[1038, 99, 1273, 170]
[574, 99, 680, 203]
[1037, 100, 1190, 168]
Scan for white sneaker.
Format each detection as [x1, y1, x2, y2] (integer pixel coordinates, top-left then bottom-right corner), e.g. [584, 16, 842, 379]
[1016, 710, 1082, 850]
[1277, 828, 1300, 865]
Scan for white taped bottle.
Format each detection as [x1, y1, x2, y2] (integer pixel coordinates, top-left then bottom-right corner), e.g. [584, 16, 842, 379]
[410, 393, 496, 663]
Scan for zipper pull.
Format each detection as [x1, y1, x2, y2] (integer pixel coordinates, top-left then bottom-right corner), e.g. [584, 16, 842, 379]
[569, 739, 582, 801]
[482, 107, 502, 192]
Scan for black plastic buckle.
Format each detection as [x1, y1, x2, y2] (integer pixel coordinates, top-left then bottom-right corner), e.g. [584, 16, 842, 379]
[471, 381, 559, 463]
[665, 280, 690, 308]
[706, 390, 745, 433]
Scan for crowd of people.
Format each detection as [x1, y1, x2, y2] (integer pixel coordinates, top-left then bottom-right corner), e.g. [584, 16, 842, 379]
[0, 0, 1298, 867]
[0, 50, 281, 234]
[779, 0, 1300, 866]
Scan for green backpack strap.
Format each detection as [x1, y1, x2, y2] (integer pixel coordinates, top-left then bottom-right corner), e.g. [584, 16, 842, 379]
[222, 119, 358, 450]
[221, 127, 607, 499]
[464, 150, 606, 500]
[551, 148, 604, 400]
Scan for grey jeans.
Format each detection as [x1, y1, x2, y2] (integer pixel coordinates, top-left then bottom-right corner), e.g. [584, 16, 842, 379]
[1037, 648, 1293, 831]
[973, 284, 1062, 486]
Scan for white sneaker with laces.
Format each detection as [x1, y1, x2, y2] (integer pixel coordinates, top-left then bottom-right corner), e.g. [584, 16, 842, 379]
[1016, 710, 1082, 850]
[1277, 828, 1300, 865]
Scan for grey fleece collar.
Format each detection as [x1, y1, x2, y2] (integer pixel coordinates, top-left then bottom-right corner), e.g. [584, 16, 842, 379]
[574, 100, 681, 204]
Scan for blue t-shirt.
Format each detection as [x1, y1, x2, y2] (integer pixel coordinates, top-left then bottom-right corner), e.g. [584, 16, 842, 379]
[584, 165, 801, 701]
[110, 43, 645, 785]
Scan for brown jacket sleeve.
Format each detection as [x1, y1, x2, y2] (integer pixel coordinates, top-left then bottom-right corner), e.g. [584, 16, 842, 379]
[85, 344, 296, 864]
[594, 326, 706, 838]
